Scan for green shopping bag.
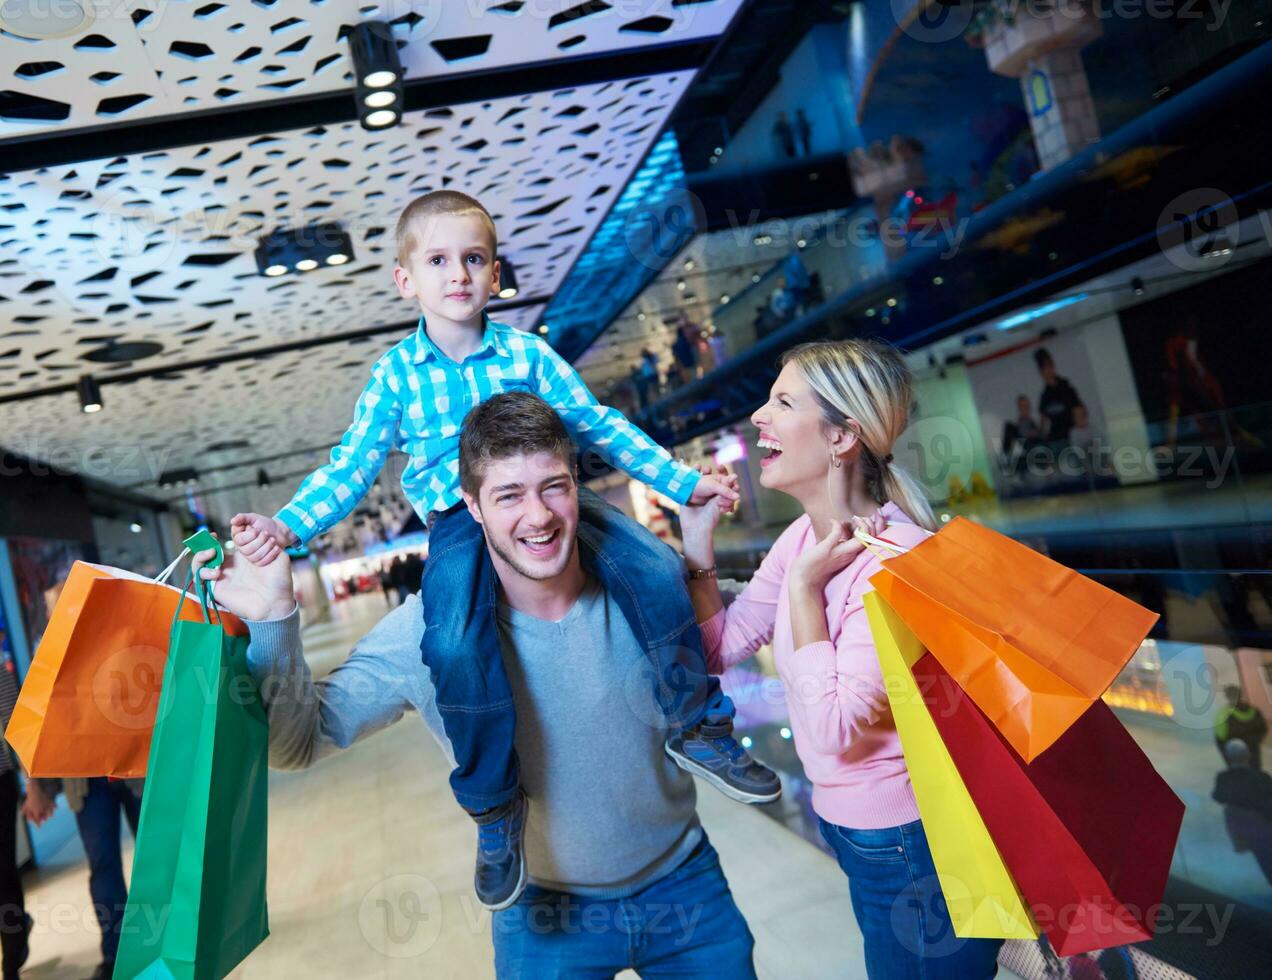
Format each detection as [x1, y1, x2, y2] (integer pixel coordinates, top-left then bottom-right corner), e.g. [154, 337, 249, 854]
[115, 572, 269, 979]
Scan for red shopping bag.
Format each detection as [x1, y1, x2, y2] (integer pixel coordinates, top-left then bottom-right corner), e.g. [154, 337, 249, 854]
[913, 652, 1184, 957]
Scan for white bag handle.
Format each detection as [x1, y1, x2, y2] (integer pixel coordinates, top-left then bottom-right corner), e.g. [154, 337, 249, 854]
[152, 548, 191, 586]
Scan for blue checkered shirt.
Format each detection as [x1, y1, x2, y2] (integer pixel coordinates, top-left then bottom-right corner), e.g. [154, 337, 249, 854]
[276, 317, 700, 544]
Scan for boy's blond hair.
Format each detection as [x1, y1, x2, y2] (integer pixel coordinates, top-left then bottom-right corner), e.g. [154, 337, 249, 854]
[394, 191, 498, 265]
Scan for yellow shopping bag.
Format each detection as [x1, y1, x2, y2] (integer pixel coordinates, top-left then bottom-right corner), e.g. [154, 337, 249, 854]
[865, 591, 1038, 940]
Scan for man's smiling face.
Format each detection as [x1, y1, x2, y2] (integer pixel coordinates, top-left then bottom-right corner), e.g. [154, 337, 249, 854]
[464, 450, 579, 584]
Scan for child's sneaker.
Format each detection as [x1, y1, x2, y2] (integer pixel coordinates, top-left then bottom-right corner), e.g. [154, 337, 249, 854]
[665, 723, 782, 803]
[472, 790, 528, 911]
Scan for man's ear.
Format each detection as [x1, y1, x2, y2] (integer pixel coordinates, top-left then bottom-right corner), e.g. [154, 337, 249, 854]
[393, 264, 415, 300]
[462, 489, 484, 526]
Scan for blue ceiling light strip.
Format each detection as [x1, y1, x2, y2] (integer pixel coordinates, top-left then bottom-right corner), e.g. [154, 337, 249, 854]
[542, 130, 697, 362]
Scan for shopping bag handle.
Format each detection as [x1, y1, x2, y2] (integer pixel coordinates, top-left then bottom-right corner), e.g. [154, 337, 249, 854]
[853, 521, 912, 559]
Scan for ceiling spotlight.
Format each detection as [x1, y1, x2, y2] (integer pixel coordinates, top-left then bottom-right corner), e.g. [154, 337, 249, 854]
[364, 109, 400, 129]
[129, 521, 143, 534]
[158, 466, 199, 489]
[932, 275, 944, 286]
[537, 324, 550, 335]
[1131, 276, 1145, 296]
[677, 279, 686, 291]
[684, 259, 696, 271]
[363, 90, 397, 109]
[720, 294, 730, 304]
[637, 312, 647, 321]
[255, 222, 355, 278]
[78, 375, 102, 414]
[257, 468, 272, 489]
[497, 256, 519, 299]
[349, 21, 404, 130]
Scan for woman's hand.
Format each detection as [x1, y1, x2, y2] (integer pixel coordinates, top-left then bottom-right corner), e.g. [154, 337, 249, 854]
[788, 511, 886, 597]
[678, 463, 732, 570]
[21, 780, 56, 826]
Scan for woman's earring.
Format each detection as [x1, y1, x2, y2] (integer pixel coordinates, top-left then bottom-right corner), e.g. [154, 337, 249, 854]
[830, 449, 843, 469]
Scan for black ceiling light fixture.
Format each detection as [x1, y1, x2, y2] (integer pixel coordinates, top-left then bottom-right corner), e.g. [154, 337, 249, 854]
[257, 468, 272, 489]
[254, 222, 355, 278]
[158, 466, 199, 489]
[77, 374, 102, 413]
[497, 256, 519, 299]
[82, 339, 164, 364]
[1131, 276, 1145, 296]
[349, 21, 404, 130]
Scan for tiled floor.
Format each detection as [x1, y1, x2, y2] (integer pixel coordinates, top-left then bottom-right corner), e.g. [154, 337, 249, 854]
[16, 594, 886, 980]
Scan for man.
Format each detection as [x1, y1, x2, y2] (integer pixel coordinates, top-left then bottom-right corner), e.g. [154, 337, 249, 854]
[1213, 739, 1272, 885]
[1033, 347, 1082, 445]
[195, 392, 757, 977]
[1216, 685, 1268, 770]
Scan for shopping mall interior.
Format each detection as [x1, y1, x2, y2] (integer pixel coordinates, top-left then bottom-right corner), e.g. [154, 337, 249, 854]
[1, 2, 1270, 978]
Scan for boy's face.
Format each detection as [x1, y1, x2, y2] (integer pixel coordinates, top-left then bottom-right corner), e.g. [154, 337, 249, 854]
[394, 213, 500, 324]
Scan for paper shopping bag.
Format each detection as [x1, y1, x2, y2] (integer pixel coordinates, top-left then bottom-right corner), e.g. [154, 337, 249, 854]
[870, 516, 1158, 761]
[865, 592, 1037, 940]
[114, 577, 269, 979]
[5, 560, 246, 777]
[913, 652, 1184, 957]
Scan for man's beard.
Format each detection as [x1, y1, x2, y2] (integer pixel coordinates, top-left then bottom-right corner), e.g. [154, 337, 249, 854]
[485, 527, 575, 582]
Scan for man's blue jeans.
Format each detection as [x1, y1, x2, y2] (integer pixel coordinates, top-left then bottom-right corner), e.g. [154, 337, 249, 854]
[421, 488, 733, 812]
[818, 817, 1003, 980]
[492, 834, 755, 979]
[74, 777, 142, 963]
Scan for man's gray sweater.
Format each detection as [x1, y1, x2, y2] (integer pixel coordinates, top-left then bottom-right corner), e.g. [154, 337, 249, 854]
[245, 580, 701, 898]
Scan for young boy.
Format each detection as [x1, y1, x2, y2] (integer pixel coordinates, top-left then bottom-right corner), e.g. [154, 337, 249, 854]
[233, 191, 780, 910]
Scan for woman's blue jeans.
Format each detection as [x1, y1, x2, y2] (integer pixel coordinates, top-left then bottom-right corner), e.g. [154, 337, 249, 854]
[818, 817, 1004, 980]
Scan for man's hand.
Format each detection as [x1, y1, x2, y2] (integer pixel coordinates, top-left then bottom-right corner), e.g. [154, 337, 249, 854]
[230, 512, 296, 567]
[21, 781, 56, 826]
[193, 532, 296, 623]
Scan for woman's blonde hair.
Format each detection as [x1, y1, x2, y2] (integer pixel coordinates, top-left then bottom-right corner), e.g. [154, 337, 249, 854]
[780, 339, 938, 531]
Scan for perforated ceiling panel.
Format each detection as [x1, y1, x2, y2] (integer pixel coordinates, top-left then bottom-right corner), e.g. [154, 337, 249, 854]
[0, 0, 744, 139]
[0, 70, 690, 498]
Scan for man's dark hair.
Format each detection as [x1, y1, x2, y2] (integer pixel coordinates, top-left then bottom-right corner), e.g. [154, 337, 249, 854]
[459, 391, 575, 496]
[1033, 347, 1054, 370]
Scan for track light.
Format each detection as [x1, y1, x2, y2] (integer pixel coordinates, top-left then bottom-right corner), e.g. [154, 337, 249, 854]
[349, 22, 403, 131]
[257, 468, 272, 489]
[78, 375, 102, 413]
[255, 223, 355, 278]
[1132, 276, 1145, 296]
[497, 256, 519, 299]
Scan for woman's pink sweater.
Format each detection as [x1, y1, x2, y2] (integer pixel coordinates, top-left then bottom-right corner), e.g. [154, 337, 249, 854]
[700, 502, 929, 829]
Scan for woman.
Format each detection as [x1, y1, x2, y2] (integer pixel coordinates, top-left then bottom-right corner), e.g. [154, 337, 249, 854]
[679, 339, 1003, 979]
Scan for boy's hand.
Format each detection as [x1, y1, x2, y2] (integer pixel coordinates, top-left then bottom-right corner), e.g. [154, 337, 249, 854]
[230, 512, 295, 567]
[687, 471, 740, 511]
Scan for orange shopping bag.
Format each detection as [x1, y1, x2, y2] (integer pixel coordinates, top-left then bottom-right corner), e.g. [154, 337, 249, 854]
[5, 559, 246, 777]
[865, 517, 1158, 761]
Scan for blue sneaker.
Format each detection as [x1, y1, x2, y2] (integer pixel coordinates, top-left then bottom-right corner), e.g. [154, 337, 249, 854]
[472, 790, 528, 911]
[665, 722, 782, 804]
